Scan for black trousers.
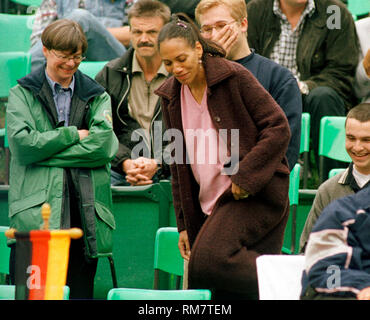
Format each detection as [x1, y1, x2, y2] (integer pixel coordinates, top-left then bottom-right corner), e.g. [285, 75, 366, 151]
[303, 86, 348, 181]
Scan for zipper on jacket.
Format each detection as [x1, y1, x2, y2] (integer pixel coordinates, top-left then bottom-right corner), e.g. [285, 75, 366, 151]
[116, 73, 130, 126]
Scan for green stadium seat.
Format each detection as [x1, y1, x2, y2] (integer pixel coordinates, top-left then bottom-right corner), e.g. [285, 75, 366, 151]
[328, 168, 346, 179]
[107, 287, 211, 300]
[300, 113, 310, 188]
[0, 226, 10, 283]
[0, 284, 70, 300]
[78, 61, 108, 79]
[318, 116, 351, 184]
[0, 52, 31, 184]
[347, 0, 370, 20]
[0, 13, 34, 52]
[10, 0, 42, 7]
[0, 51, 31, 99]
[153, 227, 183, 289]
[282, 163, 301, 254]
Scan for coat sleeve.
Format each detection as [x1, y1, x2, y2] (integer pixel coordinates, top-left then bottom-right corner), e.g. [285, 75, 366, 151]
[7, 85, 81, 167]
[160, 97, 185, 233]
[303, 198, 370, 298]
[230, 67, 291, 195]
[37, 92, 118, 168]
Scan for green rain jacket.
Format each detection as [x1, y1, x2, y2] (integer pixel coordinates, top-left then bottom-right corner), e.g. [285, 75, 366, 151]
[6, 67, 118, 258]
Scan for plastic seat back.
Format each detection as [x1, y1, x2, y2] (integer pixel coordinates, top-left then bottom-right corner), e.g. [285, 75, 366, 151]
[282, 163, 301, 254]
[0, 285, 70, 300]
[0, 51, 32, 98]
[300, 113, 310, 154]
[319, 116, 350, 162]
[0, 226, 10, 276]
[154, 227, 183, 276]
[319, 116, 351, 183]
[347, 0, 370, 20]
[0, 14, 34, 52]
[328, 168, 346, 179]
[10, 0, 42, 7]
[107, 288, 211, 300]
[78, 61, 108, 79]
[300, 113, 310, 188]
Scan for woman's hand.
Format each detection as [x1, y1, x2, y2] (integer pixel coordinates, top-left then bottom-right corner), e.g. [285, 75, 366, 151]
[178, 230, 191, 261]
[231, 182, 249, 200]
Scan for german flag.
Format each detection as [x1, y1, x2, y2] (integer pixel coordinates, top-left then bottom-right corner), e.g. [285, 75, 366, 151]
[6, 204, 82, 300]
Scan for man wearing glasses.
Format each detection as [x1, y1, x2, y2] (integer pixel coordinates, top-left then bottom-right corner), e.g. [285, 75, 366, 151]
[7, 19, 118, 299]
[195, 0, 302, 172]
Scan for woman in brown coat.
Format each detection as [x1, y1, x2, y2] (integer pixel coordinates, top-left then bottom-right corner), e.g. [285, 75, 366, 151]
[155, 14, 291, 299]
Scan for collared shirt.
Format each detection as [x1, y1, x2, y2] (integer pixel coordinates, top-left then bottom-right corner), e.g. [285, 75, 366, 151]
[45, 70, 75, 126]
[270, 0, 315, 79]
[128, 52, 168, 143]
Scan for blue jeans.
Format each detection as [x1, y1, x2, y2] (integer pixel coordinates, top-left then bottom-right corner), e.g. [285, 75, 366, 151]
[30, 9, 126, 71]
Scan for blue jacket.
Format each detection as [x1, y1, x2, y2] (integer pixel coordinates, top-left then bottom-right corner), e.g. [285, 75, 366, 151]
[301, 186, 370, 298]
[236, 50, 302, 171]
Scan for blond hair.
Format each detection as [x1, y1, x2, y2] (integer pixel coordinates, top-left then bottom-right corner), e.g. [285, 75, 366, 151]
[195, 0, 247, 25]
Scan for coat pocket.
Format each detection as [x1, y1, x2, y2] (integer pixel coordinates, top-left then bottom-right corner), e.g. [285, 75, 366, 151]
[94, 201, 116, 257]
[9, 190, 47, 231]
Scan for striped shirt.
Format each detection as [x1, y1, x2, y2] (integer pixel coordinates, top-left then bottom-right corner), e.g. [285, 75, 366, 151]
[270, 0, 315, 80]
[45, 71, 75, 126]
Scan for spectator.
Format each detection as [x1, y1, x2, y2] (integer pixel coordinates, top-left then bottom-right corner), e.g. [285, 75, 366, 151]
[30, 0, 129, 71]
[7, 19, 118, 299]
[354, 17, 370, 103]
[96, 0, 171, 186]
[301, 185, 370, 300]
[246, 0, 359, 182]
[124, 0, 201, 21]
[299, 103, 370, 253]
[195, 0, 302, 171]
[155, 14, 291, 299]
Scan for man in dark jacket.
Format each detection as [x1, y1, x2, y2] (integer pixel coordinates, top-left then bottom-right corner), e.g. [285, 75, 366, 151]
[246, 0, 359, 182]
[96, 0, 171, 186]
[301, 185, 370, 300]
[195, 0, 302, 171]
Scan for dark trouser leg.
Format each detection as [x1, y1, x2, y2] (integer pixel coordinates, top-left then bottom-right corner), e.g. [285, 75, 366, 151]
[66, 237, 97, 300]
[66, 175, 97, 300]
[303, 86, 348, 181]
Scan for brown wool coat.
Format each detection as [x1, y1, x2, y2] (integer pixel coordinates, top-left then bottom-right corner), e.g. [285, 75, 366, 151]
[155, 55, 291, 297]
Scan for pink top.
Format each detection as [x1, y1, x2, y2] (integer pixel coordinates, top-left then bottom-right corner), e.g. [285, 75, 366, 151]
[181, 84, 231, 215]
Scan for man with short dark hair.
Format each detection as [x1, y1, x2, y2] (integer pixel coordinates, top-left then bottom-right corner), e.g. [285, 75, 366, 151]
[96, 0, 172, 186]
[7, 19, 118, 299]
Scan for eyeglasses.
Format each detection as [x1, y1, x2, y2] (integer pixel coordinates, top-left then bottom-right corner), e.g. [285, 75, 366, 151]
[51, 50, 86, 63]
[200, 20, 237, 36]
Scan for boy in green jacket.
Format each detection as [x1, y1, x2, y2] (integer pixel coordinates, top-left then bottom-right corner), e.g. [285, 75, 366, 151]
[7, 19, 118, 299]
